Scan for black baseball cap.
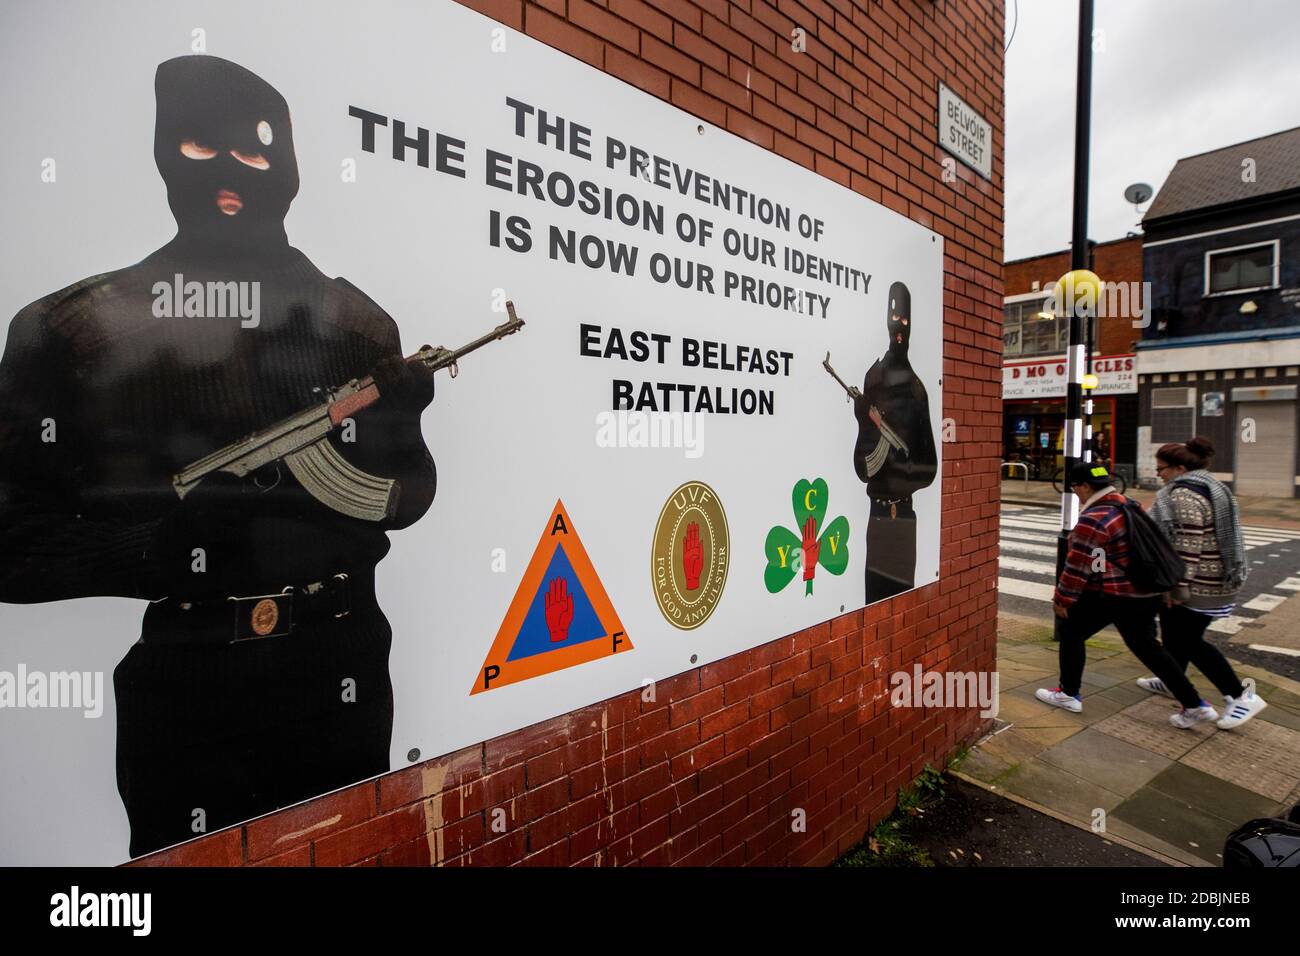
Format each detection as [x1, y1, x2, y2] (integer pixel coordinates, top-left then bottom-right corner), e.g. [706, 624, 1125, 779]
[1067, 461, 1112, 489]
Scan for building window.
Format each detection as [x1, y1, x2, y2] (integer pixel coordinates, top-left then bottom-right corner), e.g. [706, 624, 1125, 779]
[1205, 240, 1279, 295]
[1151, 386, 1195, 442]
[1003, 296, 1065, 358]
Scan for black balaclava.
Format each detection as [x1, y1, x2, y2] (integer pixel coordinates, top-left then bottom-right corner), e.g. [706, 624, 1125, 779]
[887, 281, 911, 358]
[153, 56, 298, 255]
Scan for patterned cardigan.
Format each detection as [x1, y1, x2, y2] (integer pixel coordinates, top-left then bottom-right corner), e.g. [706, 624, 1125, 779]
[1159, 484, 1239, 610]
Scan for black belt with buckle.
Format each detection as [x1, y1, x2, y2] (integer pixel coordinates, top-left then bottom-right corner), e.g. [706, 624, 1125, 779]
[870, 495, 913, 519]
[143, 573, 354, 646]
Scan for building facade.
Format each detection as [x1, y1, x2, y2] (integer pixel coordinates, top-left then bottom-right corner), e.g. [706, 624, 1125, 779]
[1002, 236, 1143, 483]
[1137, 127, 1300, 496]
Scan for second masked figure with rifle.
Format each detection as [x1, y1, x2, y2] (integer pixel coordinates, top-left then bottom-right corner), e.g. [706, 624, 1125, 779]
[825, 281, 938, 603]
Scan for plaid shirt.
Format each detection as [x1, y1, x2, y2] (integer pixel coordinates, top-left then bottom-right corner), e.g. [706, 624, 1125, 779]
[1054, 490, 1150, 608]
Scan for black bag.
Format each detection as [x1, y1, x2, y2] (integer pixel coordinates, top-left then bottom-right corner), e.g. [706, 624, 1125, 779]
[1118, 497, 1185, 593]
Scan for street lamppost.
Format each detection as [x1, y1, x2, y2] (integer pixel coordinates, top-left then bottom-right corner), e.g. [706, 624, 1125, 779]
[1056, 267, 1102, 540]
[1082, 370, 1100, 463]
[1083, 237, 1097, 462]
[1055, 0, 1099, 582]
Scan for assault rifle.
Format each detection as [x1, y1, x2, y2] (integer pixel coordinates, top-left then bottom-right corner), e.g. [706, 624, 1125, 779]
[172, 302, 525, 522]
[822, 351, 909, 457]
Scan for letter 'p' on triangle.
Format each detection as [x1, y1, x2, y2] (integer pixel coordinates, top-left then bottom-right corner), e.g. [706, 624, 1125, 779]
[471, 500, 631, 695]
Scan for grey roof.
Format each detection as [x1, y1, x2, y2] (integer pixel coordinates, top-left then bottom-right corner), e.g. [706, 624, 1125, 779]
[1143, 126, 1300, 222]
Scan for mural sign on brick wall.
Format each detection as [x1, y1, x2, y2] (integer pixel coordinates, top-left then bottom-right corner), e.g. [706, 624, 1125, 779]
[0, 0, 942, 863]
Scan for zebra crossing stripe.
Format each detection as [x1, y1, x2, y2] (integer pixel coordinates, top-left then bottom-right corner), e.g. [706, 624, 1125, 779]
[1208, 616, 1249, 635]
[1248, 644, 1300, 658]
[1001, 518, 1065, 533]
[999, 539, 1057, 557]
[999, 556, 1058, 576]
[1243, 593, 1287, 612]
[1001, 529, 1061, 544]
[998, 578, 1056, 602]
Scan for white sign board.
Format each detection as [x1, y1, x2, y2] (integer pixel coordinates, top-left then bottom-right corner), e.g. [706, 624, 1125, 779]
[0, 0, 943, 863]
[938, 83, 992, 180]
[1003, 354, 1137, 399]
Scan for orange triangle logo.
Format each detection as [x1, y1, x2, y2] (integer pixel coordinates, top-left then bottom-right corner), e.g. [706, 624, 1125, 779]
[471, 500, 631, 695]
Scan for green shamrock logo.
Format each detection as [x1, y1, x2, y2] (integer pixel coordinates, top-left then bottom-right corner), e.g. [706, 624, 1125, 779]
[764, 478, 850, 596]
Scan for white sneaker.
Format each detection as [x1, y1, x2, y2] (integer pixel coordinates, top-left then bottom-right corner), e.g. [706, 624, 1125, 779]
[1169, 704, 1219, 729]
[1137, 676, 1174, 698]
[1035, 687, 1083, 713]
[1218, 679, 1268, 730]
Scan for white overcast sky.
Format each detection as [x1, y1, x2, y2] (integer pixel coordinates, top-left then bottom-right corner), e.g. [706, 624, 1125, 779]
[1004, 0, 1300, 261]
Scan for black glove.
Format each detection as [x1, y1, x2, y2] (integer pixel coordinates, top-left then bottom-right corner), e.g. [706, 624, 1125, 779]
[853, 392, 883, 437]
[370, 354, 435, 413]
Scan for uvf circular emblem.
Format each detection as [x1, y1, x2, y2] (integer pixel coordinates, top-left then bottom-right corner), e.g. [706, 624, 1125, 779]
[250, 598, 280, 637]
[651, 481, 729, 630]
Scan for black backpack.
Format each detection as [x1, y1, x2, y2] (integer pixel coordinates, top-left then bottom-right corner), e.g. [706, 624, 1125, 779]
[1117, 497, 1185, 593]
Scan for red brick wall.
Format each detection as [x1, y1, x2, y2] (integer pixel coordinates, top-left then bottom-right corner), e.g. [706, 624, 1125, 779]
[1005, 236, 1143, 356]
[130, 0, 1005, 868]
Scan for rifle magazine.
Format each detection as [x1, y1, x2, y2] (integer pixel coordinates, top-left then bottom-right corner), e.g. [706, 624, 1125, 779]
[864, 438, 889, 478]
[284, 440, 398, 523]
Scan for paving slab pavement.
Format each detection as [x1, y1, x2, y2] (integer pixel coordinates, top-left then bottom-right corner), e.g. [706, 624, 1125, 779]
[1037, 728, 1172, 797]
[998, 756, 1127, 821]
[970, 610, 1300, 866]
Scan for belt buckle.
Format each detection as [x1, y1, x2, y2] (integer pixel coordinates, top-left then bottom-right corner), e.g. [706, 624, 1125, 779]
[304, 572, 351, 620]
[330, 572, 351, 619]
[229, 590, 294, 643]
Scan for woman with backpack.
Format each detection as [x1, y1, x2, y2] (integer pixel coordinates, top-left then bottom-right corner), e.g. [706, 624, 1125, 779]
[1139, 437, 1268, 730]
[1036, 462, 1218, 727]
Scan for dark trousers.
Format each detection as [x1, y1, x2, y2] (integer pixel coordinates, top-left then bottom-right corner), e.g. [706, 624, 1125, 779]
[1057, 593, 1202, 709]
[1158, 602, 1245, 699]
[866, 500, 916, 604]
[114, 603, 393, 858]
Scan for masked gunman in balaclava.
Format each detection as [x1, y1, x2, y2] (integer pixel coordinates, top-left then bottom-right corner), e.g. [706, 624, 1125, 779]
[853, 282, 938, 604]
[0, 56, 436, 857]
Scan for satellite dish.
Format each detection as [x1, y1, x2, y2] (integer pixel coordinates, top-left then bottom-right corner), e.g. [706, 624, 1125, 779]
[1124, 182, 1153, 205]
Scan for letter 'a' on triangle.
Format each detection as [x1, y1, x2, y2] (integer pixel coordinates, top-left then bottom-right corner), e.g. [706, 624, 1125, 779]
[471, 500, 631, 695]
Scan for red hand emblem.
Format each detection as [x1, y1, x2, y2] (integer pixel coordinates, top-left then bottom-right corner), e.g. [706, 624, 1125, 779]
[683, 521, 703, 590]
[801, 516, 819, 582]
[544, 576, 574, 643]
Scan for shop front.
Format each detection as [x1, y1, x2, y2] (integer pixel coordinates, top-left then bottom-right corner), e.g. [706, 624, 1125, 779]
[1002, 354, 1137, 481]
